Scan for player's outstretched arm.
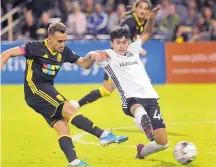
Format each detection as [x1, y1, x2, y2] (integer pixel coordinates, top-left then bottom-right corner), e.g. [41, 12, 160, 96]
[0, 46, 25, 70]
[75, 51, 109, 69]
[140, 4, 161, 45]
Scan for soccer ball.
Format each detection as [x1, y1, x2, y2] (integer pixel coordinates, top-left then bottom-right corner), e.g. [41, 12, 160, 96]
[174, 141, 197, 164]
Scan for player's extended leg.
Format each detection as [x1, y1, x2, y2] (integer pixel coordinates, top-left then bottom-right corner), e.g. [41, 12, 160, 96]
[53, 119, 88, 166]
[133, 100, 169, 158]
[136, 128, 168, 159]
[61, 101, 128, 146]
[70, 74, 114, 109]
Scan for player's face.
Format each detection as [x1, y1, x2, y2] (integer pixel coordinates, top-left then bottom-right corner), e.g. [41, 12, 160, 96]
[49, 32, 67, 53]
[111, 36, 130, 55]
[135, 2, 150, 20]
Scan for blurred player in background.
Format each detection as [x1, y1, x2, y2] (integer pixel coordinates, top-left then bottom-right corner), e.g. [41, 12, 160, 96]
[71, 0, 150, 111]
[91, 4, 169, 159]
[0, 22, 128, 166]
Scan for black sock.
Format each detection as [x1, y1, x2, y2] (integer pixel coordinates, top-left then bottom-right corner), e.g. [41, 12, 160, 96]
[71, 114, 104, 138]
[59, 136, 77, 163]
[78, 89, 102, 107]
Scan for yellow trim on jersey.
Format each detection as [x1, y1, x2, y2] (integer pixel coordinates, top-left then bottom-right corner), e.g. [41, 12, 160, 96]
[133, 13, 145, 26]
[58, 135, 71, 140]
[44, 39, 57, 55]
[26, 59, 59, 107]
[99, 86, 112, 97]
[26, 60, 37, 93]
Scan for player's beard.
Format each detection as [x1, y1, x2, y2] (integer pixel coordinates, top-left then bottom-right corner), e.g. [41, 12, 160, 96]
[58, 47, 64, 53]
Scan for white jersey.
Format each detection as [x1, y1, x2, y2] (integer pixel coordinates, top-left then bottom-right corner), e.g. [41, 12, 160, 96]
[96, 39, 159, 104]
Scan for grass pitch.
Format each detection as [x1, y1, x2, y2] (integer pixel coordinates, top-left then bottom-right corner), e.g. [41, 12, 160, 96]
[1, 84, 216, 167]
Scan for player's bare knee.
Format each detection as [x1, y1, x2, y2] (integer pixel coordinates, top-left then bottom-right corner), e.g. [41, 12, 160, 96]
[53, 119, 70, 136]
[130, 104, 143, 115]
[62, 101, 77, 119]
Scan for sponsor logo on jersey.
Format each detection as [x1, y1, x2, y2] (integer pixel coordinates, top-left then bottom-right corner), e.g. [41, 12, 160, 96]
[120, 60, 138, 67]
[42, 64, 61, 76]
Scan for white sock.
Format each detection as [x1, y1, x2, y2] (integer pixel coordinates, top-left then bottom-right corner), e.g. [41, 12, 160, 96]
[134, 107, 147, 132]
[100, 131, 109, 138]
[69, 159, 81, 165]
[69, 100, 80, 109]
[141, 141, 169, 157]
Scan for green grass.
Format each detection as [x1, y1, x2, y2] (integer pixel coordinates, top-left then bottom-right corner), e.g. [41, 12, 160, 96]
[1, 84, 216, 167]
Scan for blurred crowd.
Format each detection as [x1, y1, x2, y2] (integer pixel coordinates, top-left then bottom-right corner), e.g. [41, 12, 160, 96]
[1, 0, 216, 42]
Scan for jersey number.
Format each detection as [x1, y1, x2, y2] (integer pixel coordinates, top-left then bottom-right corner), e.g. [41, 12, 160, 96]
[153, 110, 163, 120]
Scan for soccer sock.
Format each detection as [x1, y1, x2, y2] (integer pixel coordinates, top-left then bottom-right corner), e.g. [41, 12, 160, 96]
[78, 89, 102, 107]
[58, 136, 77, 162]
[71, 114, 104, 138]
[141, 141, 169, 157]
[134, 107, 147, 132]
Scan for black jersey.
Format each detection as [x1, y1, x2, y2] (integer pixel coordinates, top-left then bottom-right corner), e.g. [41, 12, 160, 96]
[22, 40, 80, 88]
[121, 13, 146, 42]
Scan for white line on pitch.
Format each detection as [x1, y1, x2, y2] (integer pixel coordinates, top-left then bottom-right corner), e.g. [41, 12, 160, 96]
[71, 120, 216, 155]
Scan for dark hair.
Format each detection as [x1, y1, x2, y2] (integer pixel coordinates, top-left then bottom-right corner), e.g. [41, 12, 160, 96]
[48, 22, 67, 36]
[110, 27, 130, 41]
[135, 0, 151, 9]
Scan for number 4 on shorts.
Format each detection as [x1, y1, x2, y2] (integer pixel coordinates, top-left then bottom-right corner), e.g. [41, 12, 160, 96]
[153, 110, 163, 120]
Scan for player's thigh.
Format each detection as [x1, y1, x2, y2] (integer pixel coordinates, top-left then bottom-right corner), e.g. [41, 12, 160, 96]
[25, 85, 67, 124]
[25, 94, 63, 127]
[142, 99, 165, 130]
[36, 84, 67, 117]
[103, 73, 114, 92]
[143, 99, 167, 143]
[122, 98, 142, 117]
[61, 101, 78, 120]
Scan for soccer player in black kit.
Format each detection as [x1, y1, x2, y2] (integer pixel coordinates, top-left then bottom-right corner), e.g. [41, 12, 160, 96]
[0, 22, 128, 166]
[71, 0, 150, 111]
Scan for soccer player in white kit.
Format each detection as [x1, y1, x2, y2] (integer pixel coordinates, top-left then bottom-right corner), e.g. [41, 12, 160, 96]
[88, 4, 169, 159]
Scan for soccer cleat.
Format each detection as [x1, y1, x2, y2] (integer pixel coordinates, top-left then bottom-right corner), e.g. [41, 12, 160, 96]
[100, 132, 128, 146]
[68, 160, 88, 166]
[114, 135, 128, 144]
[141, 114, 155, 141]
[135, 143, 145, 159]
[70, 100, 80, 110]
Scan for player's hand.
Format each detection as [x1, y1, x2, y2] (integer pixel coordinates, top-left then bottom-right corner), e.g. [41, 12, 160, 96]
[150, 4, 161, 18]
[88, 51, 110, 61]
[139, 48, 147, 56]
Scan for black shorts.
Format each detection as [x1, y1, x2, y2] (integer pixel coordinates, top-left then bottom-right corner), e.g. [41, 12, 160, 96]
[25, 84, 67, 127]
[104, 73, 112, 83]
[122, 98, 165, 130]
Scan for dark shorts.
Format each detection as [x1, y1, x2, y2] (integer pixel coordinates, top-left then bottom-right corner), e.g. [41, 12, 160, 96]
[122, 98, 165, 130]
[104, 73, 112, 83]
[25, 84, 67, 127]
